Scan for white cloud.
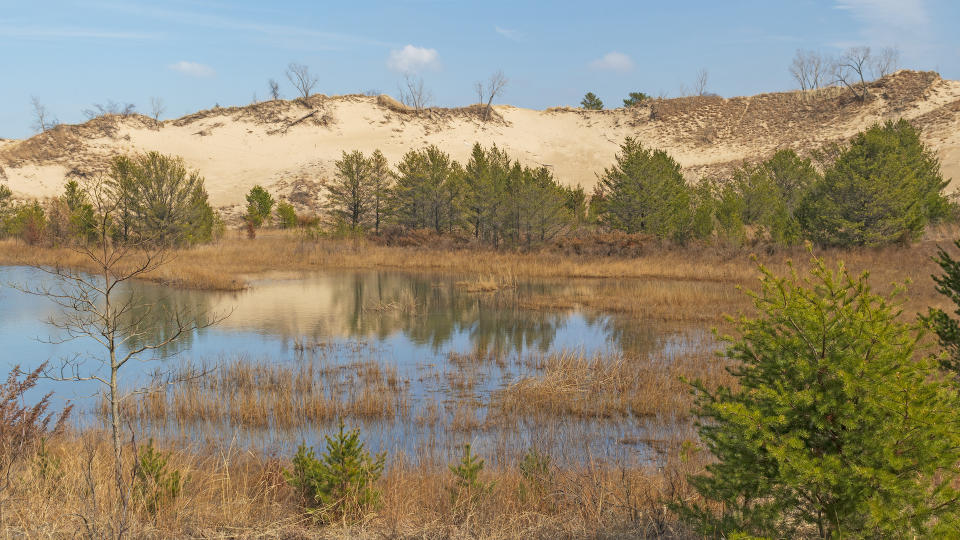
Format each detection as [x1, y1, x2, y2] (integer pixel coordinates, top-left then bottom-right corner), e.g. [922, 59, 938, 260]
[495, 26, 523, 41]
[589, 52, 635, 73]
[387, 45, 439, 73]
[168, 61, 215, 78]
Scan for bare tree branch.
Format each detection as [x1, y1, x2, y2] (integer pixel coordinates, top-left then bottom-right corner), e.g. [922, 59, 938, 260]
[475, 70, 508, 121]
[286, 63, 318, 99]
[30, 96, 58, 133]
[149, 97, 165, 121]
[398, 74, 432, 113]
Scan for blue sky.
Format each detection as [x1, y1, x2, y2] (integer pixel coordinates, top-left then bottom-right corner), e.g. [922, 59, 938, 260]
[1, 0, 958, 139]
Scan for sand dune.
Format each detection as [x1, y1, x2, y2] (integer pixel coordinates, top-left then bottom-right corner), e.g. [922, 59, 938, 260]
[2, 70, 960, 213]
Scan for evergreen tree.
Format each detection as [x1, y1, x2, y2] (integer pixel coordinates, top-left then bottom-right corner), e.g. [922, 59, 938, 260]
[275, 201, 298, 229]
[677, 256, 960, 538]
[580, 92, 604, 110]
[623, 91, 650, 107]
[923, 241, 960, 375]
[594, 138, 693, 242]
[244, 185, 274, 228]
[798, 119, 950, 247]
[284, 421, 386, 523]
[327, 150, 373, 230]
[390, 146, 463, 233]
[463, 143, 510, 242]
[368, 149, 392, 235]
[109, 152, 217, 245]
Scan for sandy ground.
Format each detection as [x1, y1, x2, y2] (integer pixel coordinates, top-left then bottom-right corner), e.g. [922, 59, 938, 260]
[2, 70, 960, 211]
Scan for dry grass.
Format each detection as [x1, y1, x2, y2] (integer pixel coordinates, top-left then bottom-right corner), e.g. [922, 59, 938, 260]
[109, 356, 410, 431]
[0, 430, 706, 538]
[492, 345, 732, 422]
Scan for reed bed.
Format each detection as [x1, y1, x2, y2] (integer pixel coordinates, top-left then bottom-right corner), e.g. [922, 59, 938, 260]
[106, 356, 410, 432]
[492, 344, 732, 422]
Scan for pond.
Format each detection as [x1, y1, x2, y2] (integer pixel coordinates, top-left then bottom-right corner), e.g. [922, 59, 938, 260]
[0, 265, 713, 466]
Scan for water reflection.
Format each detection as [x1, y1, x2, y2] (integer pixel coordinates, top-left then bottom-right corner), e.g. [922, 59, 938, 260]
[0, 265, 712, 463]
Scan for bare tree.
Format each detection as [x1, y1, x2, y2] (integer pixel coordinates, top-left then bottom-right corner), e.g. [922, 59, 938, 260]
[15, 175, 224, 517]
[286, 63, 318, 99]
[871, 46, 900, 78]
[398, 74, 433, 113]
[268, 78, 281, 100]
[474, 70, 508, 121]
[694, 68, 709, 96]
[790, 49, 830, 91]
[30, 96, 58, 133]
[833, 46, 872, 101]
[149, 97, 165, 121]
[83, 100, 137, 120]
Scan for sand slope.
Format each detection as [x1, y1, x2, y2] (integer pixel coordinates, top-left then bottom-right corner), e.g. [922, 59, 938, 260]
[2, 70, 960, 212]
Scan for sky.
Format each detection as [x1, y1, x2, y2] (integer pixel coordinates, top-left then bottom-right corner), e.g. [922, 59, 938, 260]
[1, 0, 959, 139]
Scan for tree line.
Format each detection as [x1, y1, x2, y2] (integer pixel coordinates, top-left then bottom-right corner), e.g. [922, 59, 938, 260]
[303, 143, 585, 247]
[300, 118, 949, 250]
[592, 118, 950, 248]
[0, 152, 221, 247]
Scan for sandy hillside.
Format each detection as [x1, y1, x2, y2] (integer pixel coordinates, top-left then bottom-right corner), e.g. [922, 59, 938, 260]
[2, 70, 960, 213]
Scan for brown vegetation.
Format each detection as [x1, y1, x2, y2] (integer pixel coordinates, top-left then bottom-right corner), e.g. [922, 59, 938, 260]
[0, 431, 704, 538]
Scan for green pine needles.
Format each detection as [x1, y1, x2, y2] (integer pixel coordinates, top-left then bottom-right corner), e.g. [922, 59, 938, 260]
[133, 438, 186, 516]
[285, 420, 386, 523]
[677, 255, 960, 538]
[449, 443, 494, 508]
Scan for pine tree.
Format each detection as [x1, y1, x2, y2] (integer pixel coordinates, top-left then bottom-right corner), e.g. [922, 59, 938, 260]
[623, 91, 650, 107]
[580, 92, 603, 110]
[594, 137, 693, 242]
[285, 420, 386, 523]
[390, 146, 463, 233]
[798, 119, 950, 247]
[368, 149, 392, 235]
[244, 185, 274, 228]
[923, 241, 960, 374]
[327, 150, 373, 230]
[676, 256, 960, 537]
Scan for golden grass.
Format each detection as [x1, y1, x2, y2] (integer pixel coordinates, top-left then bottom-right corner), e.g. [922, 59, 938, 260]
[109, 356, 410, 431]
[0, 431, 705, 538]
[492, 345, 732, 422]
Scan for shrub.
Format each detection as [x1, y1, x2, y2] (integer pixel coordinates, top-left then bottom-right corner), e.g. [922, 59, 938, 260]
[275, 201, 298, 229]
[5, 201, 47, 245]
[284, 421, 386, 523]
[133, 438, 186, 516]
[676, 255, 960, 537]
[0, 364, 72, 497]
[798, 119, 949, 247]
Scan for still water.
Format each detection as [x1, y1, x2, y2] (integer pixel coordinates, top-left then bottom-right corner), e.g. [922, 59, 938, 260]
[0, 265, 709, 464]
